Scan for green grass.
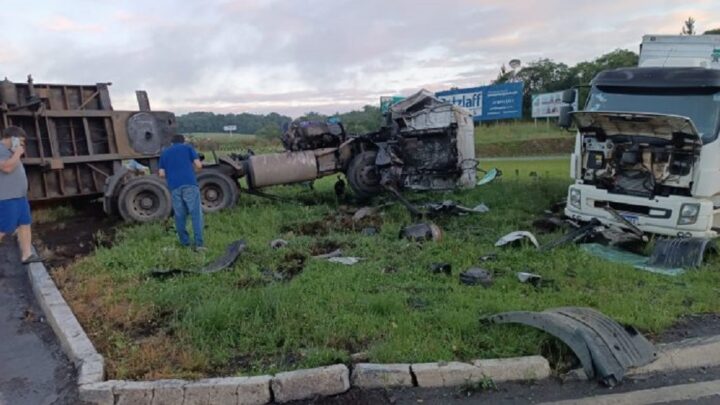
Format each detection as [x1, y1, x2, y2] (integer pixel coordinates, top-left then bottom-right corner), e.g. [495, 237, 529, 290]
[60, 157, 720, 380]
[474, 122, 567, 145]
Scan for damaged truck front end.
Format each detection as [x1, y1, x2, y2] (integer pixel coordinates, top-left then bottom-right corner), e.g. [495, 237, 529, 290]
[565, 67, 720, 238]
[216, 90, 476, 200]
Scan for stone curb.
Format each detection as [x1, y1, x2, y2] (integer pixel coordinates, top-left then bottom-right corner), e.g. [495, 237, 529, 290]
[26, 260, 105, 385]
[27, 254, 720, 404]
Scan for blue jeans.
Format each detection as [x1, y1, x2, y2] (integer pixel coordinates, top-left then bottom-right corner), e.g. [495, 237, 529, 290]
[171, 185, 204, 247]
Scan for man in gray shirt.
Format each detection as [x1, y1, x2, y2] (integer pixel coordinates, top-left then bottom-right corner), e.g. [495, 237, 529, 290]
[0, 126, 40, 263]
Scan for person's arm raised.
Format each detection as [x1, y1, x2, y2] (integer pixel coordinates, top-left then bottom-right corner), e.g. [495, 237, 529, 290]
[0, 146, 24, 173]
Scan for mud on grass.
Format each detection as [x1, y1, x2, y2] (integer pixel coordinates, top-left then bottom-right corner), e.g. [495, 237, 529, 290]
[56, 158, 720, 380]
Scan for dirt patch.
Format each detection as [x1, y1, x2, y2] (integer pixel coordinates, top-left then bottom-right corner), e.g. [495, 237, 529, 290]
[654, 313, 720, 343]
[282, 207, 384, 237]
[310, 239, 353, 256]
[34, 202, 117, 269]
[476, 138, 574, 158]
[277, 252, 307, 279]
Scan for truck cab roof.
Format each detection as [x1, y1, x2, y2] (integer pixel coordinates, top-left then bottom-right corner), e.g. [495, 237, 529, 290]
[592, 67, 720, 90]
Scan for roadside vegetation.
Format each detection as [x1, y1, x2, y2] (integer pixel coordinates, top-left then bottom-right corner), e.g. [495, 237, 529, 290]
[52, 155, 720, 381]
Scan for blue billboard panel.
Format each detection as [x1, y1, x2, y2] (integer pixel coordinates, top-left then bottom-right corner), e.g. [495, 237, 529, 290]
[436, 82, 524, 122]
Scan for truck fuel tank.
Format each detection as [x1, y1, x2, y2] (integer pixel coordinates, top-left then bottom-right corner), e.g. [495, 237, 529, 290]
[247, 151, 320, 188]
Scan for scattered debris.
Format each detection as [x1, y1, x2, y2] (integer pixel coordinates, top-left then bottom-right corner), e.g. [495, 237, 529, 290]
[270, 239, 289, 249]
[477, 168, 501, 186]
[487, 307, 657, 386]
[313, 249, 343, 259]
[327, 256, 362, 266]
[423, 200, 490, 216]
[361, 227, 378, 236]
[648, 238, 716, 269]
[516, 272, 543, 286]
[400, 222, 443, 242]
[541, 219, 602, 251]
[479, 253, 497, 262]
[495, 231, 540, 249]
[429, 263, 452, 275]
[580, 243, 685, 276]
[353, 207, 377, 222]
[151, 240, 247, 278]
[459, 268, 493, 287]
[532, 217, 566, 234]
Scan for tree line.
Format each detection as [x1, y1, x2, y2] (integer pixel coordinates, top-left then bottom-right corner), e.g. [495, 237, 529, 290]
[179, 23, 719, 136]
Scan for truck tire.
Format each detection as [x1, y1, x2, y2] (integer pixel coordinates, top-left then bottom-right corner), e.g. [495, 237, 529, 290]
[117, 176, 172, 223]
[347, 150, 382, 199]
[198, 171, 239, 213]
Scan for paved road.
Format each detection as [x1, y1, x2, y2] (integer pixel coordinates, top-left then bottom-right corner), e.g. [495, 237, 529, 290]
[0, 241, 77, 405]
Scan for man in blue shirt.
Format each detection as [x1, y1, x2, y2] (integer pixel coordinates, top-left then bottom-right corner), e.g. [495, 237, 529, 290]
[159, 135, 205, 250]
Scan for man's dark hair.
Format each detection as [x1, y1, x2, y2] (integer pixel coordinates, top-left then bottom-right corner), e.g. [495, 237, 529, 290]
[2, 126, 27, 139]
[171, 134, 186, 144]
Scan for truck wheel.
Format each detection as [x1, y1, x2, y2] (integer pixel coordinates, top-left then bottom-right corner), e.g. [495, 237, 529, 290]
[347, 151, 382, 199]
[117, 176, 172, 223]
[198, 171, 239, 213]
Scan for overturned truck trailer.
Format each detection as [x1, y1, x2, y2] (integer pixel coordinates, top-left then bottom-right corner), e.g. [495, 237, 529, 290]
[0, 75, 177, 222]
[204, 89, 478, 210]
[1, 78, 475, 223]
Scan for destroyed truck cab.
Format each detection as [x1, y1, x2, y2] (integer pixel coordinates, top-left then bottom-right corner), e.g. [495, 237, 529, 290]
[562, 67, 720, 238]
[208, 90, 476, 203]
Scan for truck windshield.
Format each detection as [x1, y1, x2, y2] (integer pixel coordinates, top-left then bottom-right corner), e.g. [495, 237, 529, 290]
[586, 87, 720, 143]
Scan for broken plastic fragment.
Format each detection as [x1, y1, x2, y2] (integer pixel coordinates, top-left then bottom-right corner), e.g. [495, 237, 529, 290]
[477, 168, 500, 186]
[270, 239, 289, 249]
[459, 268, 493, 287]
[495, 231, 540, 249]
[400, 222, 443, 242]
[516, 271, 543, 286]
[328, 257, 362, 265]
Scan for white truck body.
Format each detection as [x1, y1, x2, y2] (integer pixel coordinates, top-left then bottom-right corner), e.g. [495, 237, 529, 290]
[565, 36, 720, 238]
[639, 35, 720, 69]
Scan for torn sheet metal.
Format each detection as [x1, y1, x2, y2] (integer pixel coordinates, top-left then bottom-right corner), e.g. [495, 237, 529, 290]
[495, 231, 540, 249]
[487, 307, 656, 386]
[580, 243, 685, 276]
[327, 257, 362, 265]
[151, 240, 247, 278]
[541, 219, 601, 251]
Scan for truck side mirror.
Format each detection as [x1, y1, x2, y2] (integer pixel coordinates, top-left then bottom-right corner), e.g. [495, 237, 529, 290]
[558, 106, 573, 129]
[561, 89, 576, 104]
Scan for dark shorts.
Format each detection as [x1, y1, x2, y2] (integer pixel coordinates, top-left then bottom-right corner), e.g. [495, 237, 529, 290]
[0, 197, 32, 234]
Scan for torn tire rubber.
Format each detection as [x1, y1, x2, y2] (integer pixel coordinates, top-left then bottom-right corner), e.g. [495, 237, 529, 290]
[346, 150, 382, 199]
[198, 171, 239, 213]
[118, 176, 172, 223]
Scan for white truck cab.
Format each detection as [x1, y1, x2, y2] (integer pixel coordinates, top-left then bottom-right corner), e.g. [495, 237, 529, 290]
[563, 36, 720, 238]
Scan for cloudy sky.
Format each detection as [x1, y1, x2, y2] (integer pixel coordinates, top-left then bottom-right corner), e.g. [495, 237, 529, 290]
[1, 0, 718, 117]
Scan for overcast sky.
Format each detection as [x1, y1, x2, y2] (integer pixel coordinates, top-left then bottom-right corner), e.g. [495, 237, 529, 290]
[1, 0, 718, 117]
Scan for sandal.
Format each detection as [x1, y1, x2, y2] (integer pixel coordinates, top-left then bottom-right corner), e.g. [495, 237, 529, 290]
[21, 253, 43, 265]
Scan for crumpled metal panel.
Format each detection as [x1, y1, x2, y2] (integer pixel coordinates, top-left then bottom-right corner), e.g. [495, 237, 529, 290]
[151, 240, 246, 278]
[488, 307, 656, 386]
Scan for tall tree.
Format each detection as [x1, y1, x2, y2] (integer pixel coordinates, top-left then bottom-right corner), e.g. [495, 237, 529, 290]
[682, 17, 696, 35]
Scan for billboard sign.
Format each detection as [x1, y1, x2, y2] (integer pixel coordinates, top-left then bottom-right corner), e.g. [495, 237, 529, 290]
[532, 90, 579, 118]
[436, 82, 524, 122]
[223, 125, 238, 132]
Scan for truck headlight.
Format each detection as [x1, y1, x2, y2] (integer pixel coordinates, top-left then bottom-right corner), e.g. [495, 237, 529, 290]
[569, 188, 581, 209]
[678, 203, 700, 225]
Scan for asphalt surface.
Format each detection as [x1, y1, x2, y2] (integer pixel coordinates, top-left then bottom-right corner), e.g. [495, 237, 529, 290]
[0, 241, 77, 405]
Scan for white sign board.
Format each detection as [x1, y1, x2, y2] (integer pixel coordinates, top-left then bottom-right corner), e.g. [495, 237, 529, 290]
[223, 125, 238, 132]
[532, 90, 579, 118]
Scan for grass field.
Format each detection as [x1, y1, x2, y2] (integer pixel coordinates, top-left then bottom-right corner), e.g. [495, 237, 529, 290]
[474, 121, 566, 145]
[53, 156, 720, 381]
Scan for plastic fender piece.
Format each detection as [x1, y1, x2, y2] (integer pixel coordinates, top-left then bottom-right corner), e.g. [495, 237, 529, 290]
[648, 238, 716, 269]
[487, 307, 656, 386]
[151, 240, 246, 278]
